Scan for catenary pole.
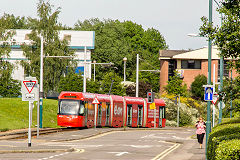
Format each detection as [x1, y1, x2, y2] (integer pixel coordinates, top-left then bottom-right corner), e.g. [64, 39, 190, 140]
[39, 35, 44, 128]
[206, 0, 213, 158]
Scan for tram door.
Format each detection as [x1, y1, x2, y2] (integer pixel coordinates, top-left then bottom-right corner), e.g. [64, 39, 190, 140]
[106, 103, 110, 126]
[138, 105, 143, 126]
[159, 107, 165, 128]
[84, 102, 88, 126]
[97, 103, 102, 125]
[127, 105, 132, 126]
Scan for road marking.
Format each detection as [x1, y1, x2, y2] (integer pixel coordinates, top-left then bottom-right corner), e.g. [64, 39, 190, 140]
[108, 151, 129, 156]
[38, 152, 70, 160]
[152, 143, 181, 160]
[124, 144, 153, 148]
[74, 149, 85, 153]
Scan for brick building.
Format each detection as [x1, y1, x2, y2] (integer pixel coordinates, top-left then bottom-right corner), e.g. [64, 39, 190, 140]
[159, 47, 238, 94]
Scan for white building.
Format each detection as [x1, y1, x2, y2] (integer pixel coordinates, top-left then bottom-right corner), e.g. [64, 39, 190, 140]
[2, 29, 95, 81]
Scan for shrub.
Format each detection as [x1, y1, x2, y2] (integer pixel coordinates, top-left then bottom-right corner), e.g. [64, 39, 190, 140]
[190, 74, 207, 100]
[219, 117, 240, 126]
[207, 123, 240, 160]
[215, 139, 240, 160]
[210, 133, 240, 160]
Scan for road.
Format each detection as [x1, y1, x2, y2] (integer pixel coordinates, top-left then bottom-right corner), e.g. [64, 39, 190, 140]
[0, 128, 200, 160]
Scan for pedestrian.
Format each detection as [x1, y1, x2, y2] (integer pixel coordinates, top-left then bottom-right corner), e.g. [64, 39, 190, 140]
[195, 117, 206, 149]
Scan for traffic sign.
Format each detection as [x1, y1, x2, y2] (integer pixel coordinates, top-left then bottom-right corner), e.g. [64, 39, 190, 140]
[212, 94, 219, 105]
[150, 103, 156, 110]
[21, 77, 39, 102]
[204, 86, 213, 101]
[92, 97, 100, 104]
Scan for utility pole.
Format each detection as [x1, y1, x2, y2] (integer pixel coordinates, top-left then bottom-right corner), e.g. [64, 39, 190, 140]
[206, 0, 213, 157]
[39, 35, 44, 128]
[83, 46, 87, 93]
[136, 54, 139, 97]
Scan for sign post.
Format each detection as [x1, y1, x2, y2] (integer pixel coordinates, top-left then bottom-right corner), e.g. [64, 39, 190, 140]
[21, 77, 39, 147]
[92, 97, 100, 129]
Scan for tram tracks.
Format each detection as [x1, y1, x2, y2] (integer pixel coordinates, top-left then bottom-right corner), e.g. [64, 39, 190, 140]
[0, 128, 77, 140]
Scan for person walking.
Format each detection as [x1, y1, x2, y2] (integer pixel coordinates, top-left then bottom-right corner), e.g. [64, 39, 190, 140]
[195, 117, 206, 149]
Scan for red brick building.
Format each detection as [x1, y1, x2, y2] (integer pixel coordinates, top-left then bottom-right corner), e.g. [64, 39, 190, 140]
[159, 47, 238, 94]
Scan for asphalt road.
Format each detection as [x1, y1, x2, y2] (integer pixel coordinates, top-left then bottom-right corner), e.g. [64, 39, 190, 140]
[0, 129, 197, 160]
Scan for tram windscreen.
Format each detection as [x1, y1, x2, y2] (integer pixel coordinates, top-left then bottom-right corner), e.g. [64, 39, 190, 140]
[59, 100, 80, 115]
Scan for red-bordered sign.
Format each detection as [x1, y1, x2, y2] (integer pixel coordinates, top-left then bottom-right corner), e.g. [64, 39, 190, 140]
[23, 81, 37, 93]
[92, 97, 100, 104]
[212, 94, 219, 105]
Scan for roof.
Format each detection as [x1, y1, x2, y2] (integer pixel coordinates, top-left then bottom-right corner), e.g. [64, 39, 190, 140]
[159, 50, 189, 59]
[172, 47, 221, 60]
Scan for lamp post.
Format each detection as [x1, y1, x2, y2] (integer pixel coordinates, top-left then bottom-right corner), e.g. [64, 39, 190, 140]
[123, 57, 127, 82]
[206, 0, 213, 156]
[136, 54, 139, 97]
[83, 46, 87, 92]
[93, 60, 96, 81]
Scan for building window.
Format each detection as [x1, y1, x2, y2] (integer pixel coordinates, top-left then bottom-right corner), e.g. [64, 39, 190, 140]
[168, 60, 177, 80]
[181, 60, 201, 69]
[63, 34, 71, 42]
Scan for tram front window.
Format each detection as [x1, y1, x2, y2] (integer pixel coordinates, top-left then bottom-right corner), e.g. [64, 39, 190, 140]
[59, 100, 79, 115]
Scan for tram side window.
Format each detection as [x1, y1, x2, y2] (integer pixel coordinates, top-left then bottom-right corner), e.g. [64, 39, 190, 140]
[79, 101, 85, 115]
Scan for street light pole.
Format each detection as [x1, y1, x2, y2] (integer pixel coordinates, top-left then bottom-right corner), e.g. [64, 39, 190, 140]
[83, 46, 87, 93]
[123, 57, 127, 82]
[136, 54, 139, 97]
[93, 60, 96, 81]
[39, 35, 44, 128]
[206, 0, 213, 156]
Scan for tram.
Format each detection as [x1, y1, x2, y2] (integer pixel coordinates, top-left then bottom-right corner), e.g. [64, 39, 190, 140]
[57, 92, 166, 128]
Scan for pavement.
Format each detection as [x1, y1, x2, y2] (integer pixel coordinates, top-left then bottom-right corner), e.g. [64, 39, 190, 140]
[0, 127, 205, 160]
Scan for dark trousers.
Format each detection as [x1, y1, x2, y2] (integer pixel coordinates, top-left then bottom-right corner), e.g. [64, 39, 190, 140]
[197, 133, 205, 144]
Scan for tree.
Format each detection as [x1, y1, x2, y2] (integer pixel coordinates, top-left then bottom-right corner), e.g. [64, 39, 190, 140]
[74, 19, 168, 94]
[0, 15, 21, 97]
[20, 0, 75, 95]
[100, 72, 125, 96]
[191, 74, 207, 100]
[125, 80, 152, 97]
[58, 72, 83, 93]
[165, 71, 188, 96]
[200, 0, 240, 72]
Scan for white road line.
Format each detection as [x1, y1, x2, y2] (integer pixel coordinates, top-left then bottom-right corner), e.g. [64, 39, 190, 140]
[152, 143, 181, 160]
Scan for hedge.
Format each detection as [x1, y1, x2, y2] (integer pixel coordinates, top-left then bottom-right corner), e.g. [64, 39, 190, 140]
[209, 133, 240, 160]
[219, 118, 240, 126]
[215, 139, 240, 160]
[207, 123, 240, 160]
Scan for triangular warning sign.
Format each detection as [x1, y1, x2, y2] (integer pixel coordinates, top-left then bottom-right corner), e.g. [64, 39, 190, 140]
[92, 97, 100, 104]
[23, 81, 36, 93]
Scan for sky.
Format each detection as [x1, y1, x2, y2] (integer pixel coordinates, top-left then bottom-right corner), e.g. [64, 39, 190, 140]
[0, 0, 222, 50]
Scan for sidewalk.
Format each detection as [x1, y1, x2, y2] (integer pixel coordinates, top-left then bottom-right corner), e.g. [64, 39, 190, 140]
[0, 127, 206, 160]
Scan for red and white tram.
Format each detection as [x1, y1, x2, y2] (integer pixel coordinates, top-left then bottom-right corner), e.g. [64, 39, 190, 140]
[57, 92, 166, 128]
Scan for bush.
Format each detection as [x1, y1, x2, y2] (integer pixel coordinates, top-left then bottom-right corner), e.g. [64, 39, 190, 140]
[210, 133, 240, 160]
[219, 117, 240, 126]
[190, 74, 207, 100]
[207, 123, 240, 160]
[215, 139, 240, 160]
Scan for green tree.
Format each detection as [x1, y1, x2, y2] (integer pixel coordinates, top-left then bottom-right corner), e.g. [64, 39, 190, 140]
[0, 15, 21, 97]
[165, 71, 188, 96]
[75, 19, 168, 94]
[200, 0, 240, 72]
[20, 0, 75, 95]
[191, 74, 207, 100]
[58, 72, 83, 93]
[101, 72, 125, 96]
